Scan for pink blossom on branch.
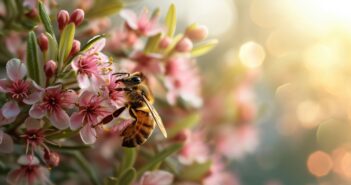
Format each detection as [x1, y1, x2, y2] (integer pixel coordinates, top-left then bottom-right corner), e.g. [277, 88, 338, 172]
[70, 91, 113, 144]
[0, 59, 42, 119]
[29, 85, 77, 129]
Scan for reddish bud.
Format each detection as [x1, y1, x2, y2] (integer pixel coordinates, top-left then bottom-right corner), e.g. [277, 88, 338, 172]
[44, 60, 57, 78]
[175, 37, 193, 52]
[57, 10, 70, 30]
[38, 33, 49, 52]
[69, 40, 81, 56]
[44, 151, 60, 168]
[70, 9, 85, 26]
[159, 37, 172, 49]
[185, 24, 208, 41]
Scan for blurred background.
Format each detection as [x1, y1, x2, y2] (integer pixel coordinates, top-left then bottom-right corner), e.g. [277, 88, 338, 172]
[140, 0, 351, 185]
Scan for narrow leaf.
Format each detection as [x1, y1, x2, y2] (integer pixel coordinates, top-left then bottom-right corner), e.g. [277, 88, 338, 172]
[179, 161, 212, 181]
[137, 143, 182, 177]
[167, 113, 200, 138]
[118, 168, 136, 185]
[38, 2, 56, 39]
[144, 33, 162, 53]
[165, 4, 176, 37]
[67, 151, 100, 185]
[86, 0, 123, 19]
[44, 32, 58, 61]
[26, 31, 45, 86]
[191, 39, 218, 57]
[119, 148, 136, 175]
[58, 23, 75, 67]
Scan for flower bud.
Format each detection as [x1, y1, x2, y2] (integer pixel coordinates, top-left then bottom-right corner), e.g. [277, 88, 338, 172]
[175, 37, 193, 52]
[44, 151, 60, 168]
[69, 40, 81, 56]
[159, 37, 171, 49]
[44, 60, 57, 78]
[185, 24, 208, 41]
[38, 33, 48, 52]
[70, 9, 85, 26]
[57, 10, 70, 30]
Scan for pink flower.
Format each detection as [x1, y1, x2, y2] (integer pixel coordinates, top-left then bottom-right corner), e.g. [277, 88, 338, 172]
[202, 158, 240, 185]
[165, 58, 202, 107]
[70, 91, 113, 144]
[106, 29, 138, 51]
[0, 59, 42, 119]
[7, 155, 52, 185]
[120, 8, 162, 36]
[22, 117, 46, 154]
[137, 170, 174, 185]
[29, 85, 77, 129]
[72, 38, 112, 91]
[130, 52, 164, 74]
[178, 130, 209, 165]
[216, 124, 258, 159]
[5, 32, 26, 60]
[103, 75, 126, 108]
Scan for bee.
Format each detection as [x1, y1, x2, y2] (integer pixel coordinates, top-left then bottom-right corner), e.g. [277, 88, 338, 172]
[96, 72, 167, 147]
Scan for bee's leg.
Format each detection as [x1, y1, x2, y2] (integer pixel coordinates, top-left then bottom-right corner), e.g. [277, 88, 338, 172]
[112, 72, 130, 77]
[129, 108, 138, 125]
[115, 87, 132, 92]
[93, 106, 127, 128]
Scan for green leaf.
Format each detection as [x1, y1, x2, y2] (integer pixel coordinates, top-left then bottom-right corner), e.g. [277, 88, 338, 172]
[46, 129, 79, 140]
[58, 23, 75, 67]
[165, 4, 177, 37]
[144, 33, 162, 53]
[26, 31, 46, 87]
[164, 34, 183, 56]
[38, 2, 56, 39]
[118, 168, 136, 185]
[191, 39, 218, 57]
[44, 32, 58, 61]
[179, 161, 212, 181]
[80, 34, 106, 53]
[86, 0, 123, 19]
[66, 151, 100, 185]
[167, 113, 200, 138]
[137, 143, 182, 177]
[119, 148, 137, 175]
[4, 0, 18, 20]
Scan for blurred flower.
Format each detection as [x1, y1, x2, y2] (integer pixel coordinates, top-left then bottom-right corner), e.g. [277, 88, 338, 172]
[216, 124, 258, 159]
[179, 129, 209, 165]
[72, 38, 112, 91]
[185, 24, 208, 42]
[0, 59, 42, 119]
[165, 57, 202, 107]
[202, 158, 240, 185]
[7, 155, 52, 185]
[0, 129, 14, 153]
[106, 29, 138, 51]
[138, 170, 174, 185]
[5, 32, 26, 60]
[70, 91, 113, 144]
[43, 150, 60, 168]
[29, 85, 77, 129]
[120, 8, 162, 36]
[129, 52, 164, 74]
[175, 37, 193, 52]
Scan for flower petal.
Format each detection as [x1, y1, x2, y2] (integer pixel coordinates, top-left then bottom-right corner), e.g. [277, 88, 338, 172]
[29, 103, 46, 119]
[80, 125, 96, 144]
[0, 111, 16, 126]
[88, 38, 106, 54]
[17, 155, 40, 165]
[70, 112, 84, 130]
[2, 101, 20, 119]
[6, 58, 27, 81]
[140, 170, 174, 185]
[61, 89, 78, 109]
[77, 74, 91, 89]
[120, 9, 138, 29]
[79, 91, 95, 106]
[0, 132, 14, 153]
[23, 90, 43, 105]
[24, 117, 42, 130]
[48, 108, 70, 129]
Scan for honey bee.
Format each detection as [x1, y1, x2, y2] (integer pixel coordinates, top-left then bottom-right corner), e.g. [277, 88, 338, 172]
[96, 72, 167, 147]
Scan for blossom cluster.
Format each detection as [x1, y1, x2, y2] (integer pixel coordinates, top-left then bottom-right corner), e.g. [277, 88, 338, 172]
[0, 1, 258, 185]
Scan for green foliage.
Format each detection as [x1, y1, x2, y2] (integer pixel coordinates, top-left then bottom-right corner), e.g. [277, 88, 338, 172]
[191, 39, 218, 57]
[45, 32, 58, 61]
[179, 161, 212, 181]
[118, 168, 136, 185]
[137, 143, 182, 177]
[38, 2, 56, 40]
[167, 113, 200, 138]
[26, 32, 46, 86]
[58, 23, 75, 68]
[86, 0, 123, 19]
[165, 4, 177, 37]
[144, 33, 162, 54]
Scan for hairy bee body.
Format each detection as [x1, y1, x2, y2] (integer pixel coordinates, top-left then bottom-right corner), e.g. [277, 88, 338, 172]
[97, 72, 167, 148]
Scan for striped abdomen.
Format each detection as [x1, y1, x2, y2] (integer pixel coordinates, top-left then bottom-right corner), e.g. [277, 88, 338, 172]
[121, 110, 155, 147]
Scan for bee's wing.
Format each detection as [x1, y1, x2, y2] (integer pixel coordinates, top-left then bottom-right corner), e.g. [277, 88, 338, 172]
[142, 95, 167, 138]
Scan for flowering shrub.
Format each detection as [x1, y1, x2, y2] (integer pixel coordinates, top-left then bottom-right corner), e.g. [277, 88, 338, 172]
[0, 1, 257, 185]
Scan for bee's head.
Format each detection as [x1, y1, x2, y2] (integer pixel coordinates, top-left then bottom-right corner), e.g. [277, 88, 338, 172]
[122, 72, 144, 86]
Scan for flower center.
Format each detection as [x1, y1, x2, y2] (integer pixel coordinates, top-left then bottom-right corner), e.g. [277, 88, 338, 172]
[25, 129, 44, 146]
[10, 80, 30, 101]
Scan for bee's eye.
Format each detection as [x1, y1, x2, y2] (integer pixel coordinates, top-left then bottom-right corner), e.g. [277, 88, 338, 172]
[131, 76, 141, 83]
